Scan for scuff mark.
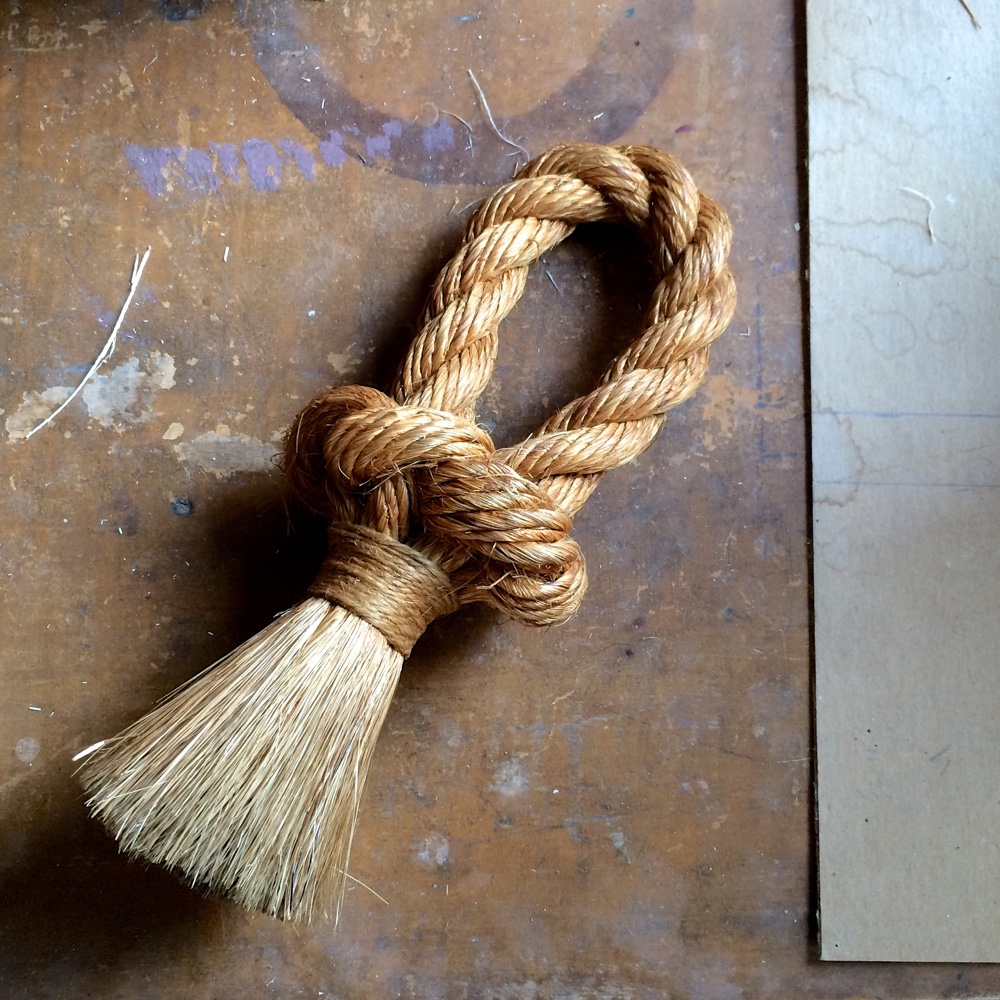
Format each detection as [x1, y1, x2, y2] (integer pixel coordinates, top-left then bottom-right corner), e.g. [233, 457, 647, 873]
[14, 737, 40, 763]
[412, 832, 450, 869]
[610, 829, 633, 863]
[173, 431, 278, 477]
[491, 758, 530, 796]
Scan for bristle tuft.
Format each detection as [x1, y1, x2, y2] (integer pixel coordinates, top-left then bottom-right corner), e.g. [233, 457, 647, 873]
[78, 598, 402, 923]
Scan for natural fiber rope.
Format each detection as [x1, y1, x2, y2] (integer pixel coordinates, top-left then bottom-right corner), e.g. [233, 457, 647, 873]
[308, 524, 459, 655]
[285, 142, 736, 636]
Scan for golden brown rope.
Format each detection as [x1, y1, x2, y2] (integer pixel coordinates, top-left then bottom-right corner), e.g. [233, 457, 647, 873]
[308, 524, 459, 655]
[284, 142, 736, 634]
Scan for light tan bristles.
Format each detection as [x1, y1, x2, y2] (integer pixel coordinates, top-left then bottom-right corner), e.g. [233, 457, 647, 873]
[78, 598, 402, 924]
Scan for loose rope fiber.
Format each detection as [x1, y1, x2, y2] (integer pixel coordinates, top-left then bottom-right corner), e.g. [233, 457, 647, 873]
[78, 142, 736, 924]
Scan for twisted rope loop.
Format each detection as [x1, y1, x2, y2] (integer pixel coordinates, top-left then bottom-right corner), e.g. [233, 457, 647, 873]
[284, 143, 736, 642]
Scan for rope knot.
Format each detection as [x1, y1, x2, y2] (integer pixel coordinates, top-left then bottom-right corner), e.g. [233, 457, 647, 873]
[283, 142, 736, 653]
[285, 383, 588, 637]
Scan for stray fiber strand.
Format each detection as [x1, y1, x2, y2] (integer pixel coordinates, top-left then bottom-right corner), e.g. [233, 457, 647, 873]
[25, 247, 152, 440]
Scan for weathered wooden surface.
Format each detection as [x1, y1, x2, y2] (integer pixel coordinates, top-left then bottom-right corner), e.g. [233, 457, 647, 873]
[0, 1, 992, 997]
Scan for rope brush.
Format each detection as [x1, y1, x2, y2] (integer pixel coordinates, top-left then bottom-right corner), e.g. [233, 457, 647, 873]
[77, 142, 736, 924]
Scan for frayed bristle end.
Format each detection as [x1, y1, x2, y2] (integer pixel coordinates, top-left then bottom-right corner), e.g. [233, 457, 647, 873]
[78, 598, 401, 924]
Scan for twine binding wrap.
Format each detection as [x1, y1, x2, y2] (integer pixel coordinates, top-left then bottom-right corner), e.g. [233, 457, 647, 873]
[78, 142, 737, 924]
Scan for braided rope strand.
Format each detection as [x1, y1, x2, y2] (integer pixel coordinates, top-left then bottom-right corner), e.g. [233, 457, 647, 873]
[284, 142, 736, 630]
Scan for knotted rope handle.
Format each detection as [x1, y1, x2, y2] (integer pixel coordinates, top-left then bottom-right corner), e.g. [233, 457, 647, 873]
[284, 143, 736, 650]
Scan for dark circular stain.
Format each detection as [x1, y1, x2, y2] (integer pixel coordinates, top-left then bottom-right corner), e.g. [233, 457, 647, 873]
[158, 0, 206, 21]
[242, 0, 693, 185]
[170, 497, 195, 516]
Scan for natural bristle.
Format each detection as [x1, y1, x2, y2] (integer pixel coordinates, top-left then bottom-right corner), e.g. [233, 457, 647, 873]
[78, 598, 402, 924]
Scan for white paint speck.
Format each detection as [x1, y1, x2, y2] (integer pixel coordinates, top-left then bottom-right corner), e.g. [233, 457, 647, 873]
[15, 737, 39, 762]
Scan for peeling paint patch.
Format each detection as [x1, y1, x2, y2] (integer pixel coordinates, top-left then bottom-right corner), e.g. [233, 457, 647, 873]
[326, 348, 359, 378]
[146, 351, 176, 389]
[365, 119, 403, 160]
[7, 22, 79, 52]
[278, 140, 316, 180]
[242, 139, 282, 192]
[124, 145, 178, 198]
[7, 353, 176, 439]
[181, 147, 220, 194]
[82, 351, 176, 428]
[209, 141, 240, 180]
[318, 130, 347, 168]
[126, 118, 420, 198]
[128, 138, 316, 198]
[422, 118, 455, 153]
[173, 431, 278, 477]
[117, 68, 135, 100]
[6, 387, 73, 441]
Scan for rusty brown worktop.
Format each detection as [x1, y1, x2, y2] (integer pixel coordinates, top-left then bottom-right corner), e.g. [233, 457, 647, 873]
[2, 2, 996, 997]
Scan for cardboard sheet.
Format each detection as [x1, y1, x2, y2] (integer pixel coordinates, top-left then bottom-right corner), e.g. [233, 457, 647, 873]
[809, 0, 1000, 962]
